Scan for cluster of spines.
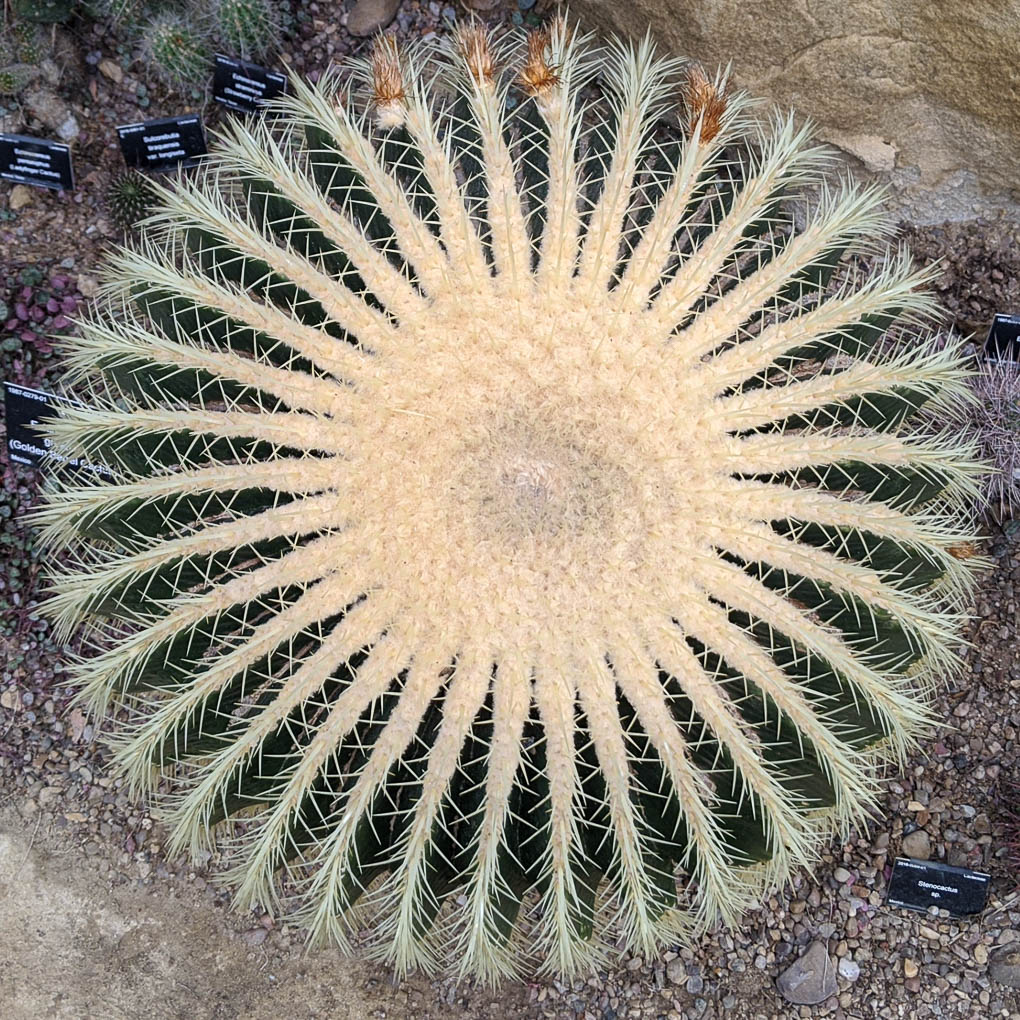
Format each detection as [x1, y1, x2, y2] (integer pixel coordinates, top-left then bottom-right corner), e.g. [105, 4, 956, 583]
[212, 0, 280, 62]
[136, 1, 280, 88]
[144, 10, 210, 88]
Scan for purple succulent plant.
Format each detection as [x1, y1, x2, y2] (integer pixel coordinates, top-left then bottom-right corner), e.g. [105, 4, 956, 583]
[1, 267, 83, 385]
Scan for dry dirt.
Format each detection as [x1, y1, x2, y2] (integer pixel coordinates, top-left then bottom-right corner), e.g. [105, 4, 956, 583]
[0, 805, 526, 1020]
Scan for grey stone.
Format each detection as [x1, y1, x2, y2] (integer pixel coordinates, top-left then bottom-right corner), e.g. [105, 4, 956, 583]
[776, 941, 837, 1006]
[989, 947, 1020, 989]
[346, 0, 401, 37]
[0, 109, 25, 136]
[665, 956, 685, 984]
[23, 87, 79, 143]
[901, 829, 932, 860]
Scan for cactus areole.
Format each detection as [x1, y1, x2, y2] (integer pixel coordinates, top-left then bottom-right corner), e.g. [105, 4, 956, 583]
[39, 22, 984, 981]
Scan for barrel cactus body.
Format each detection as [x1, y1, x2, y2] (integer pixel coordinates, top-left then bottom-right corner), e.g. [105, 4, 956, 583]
[39, 21, 983, 981]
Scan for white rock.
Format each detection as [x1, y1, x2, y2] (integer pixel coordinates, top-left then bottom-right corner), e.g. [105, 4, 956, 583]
[838, 957, 860, 981]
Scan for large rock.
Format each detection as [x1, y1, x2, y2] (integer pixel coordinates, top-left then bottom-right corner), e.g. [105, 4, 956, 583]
[23, 86, 79, 143]
[570, 1, 1020, 223]
[776, 940, 838, 1005]
[989, 946, 1020, 989]
[345, 0, 401, 37]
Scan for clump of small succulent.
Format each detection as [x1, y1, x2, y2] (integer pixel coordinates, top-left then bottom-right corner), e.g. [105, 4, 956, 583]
[144, 9, 210, 88]
[8, 21, 46, 63]
[0, 20, 47, 96]
[212, 0, 279, 61]
[135, 1, 281, 91]
[104, 169, 157, 231]
[1, 266, 81, 383]
[0, 66, 30, 96]
[38, 21, 986, 981]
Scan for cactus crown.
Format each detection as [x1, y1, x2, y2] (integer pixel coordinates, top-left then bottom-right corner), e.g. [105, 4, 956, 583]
[38, 21, 983, 982]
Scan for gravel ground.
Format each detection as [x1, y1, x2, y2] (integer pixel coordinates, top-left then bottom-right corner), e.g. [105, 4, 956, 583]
[2, 3, 1020, 1018]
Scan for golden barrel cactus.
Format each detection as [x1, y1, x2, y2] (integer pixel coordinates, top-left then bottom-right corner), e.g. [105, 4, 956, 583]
[38, 20, 983, 981]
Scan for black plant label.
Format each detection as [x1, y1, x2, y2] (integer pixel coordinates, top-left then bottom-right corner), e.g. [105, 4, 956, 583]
[985, 313, 1020, 362]
[887, 857, 990, 917]
[3, 382, 113, 480]
[116, 114, 208, 172]
[0, 134, 74, 191]
[213, 54, 288, 114]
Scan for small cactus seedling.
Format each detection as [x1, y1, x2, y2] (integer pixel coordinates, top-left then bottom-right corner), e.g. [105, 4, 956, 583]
[0, 65, 34, 96]
[212, 0, 279, 61]
[9, 21, 46, 64]
[38, 22, 985, 981]
[105, 169, 157, 231]
[144, 10, 210, 88]
[0, 20, 46, 96]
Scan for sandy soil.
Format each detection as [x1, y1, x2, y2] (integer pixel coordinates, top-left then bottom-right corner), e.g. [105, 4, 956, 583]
[0, 805, 526, 1020]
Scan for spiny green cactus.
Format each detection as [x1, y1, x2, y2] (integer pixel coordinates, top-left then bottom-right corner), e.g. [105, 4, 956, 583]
[0, 64, 33, 96]
[9, 21, 46, 63]
[10, 0, 73, 23]
[85, 0, 144, 25]
[144, 10, 210, 87]
[0, 20, 46, 96]
[212, 0, 279, 61]
[37, 21, 985, 982]
[105, 169, 157, 230]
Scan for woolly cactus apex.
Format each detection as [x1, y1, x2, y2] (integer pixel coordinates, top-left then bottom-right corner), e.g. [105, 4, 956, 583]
[38, 20, 985, 982]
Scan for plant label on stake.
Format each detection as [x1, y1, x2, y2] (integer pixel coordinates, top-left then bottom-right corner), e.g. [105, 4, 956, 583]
[985, 313, 1020, 362]
[212, 54, 287, 114]
[116, 114, 208, 172]
[887, 857, 990, 917]
[0, 134, 74, 191]
[3, 382, 113, 480]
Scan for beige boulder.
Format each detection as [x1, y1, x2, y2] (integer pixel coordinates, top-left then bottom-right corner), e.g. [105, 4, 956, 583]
[570, 0, 1020, 223]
